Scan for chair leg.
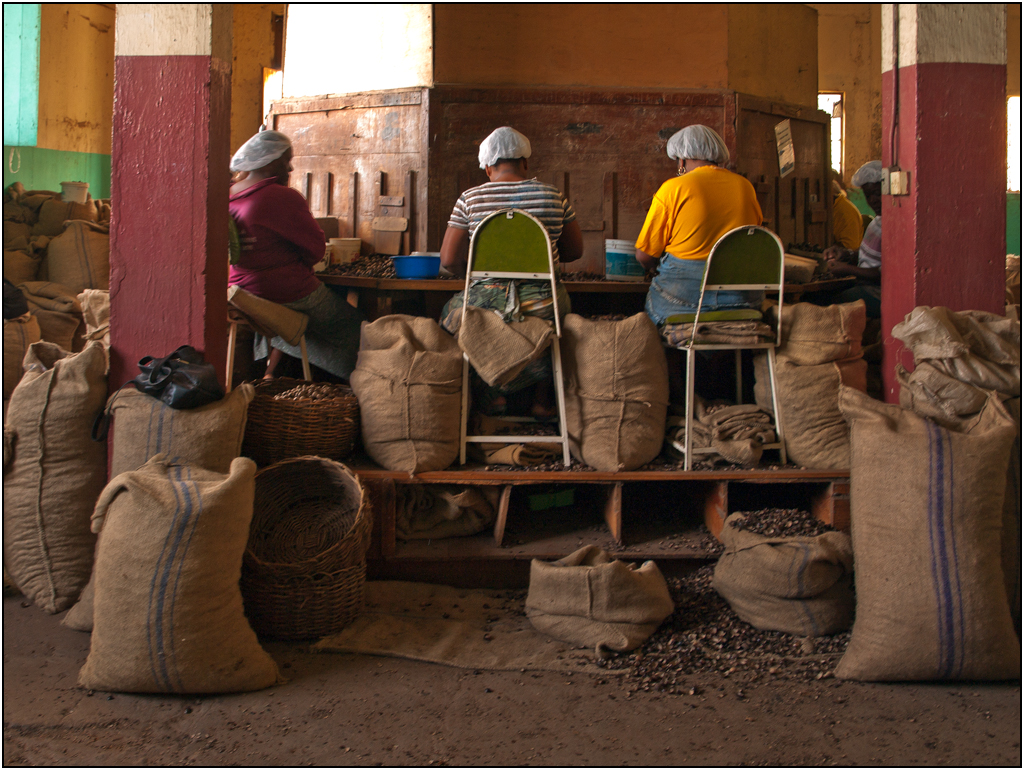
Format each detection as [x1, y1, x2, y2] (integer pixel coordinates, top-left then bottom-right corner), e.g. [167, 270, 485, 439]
[459, 354, 471, 465]
[225, 322, 237, 392]
[766, 346, 788, 465]
[684, 348, 696, 472]
[298, 336, 312, 381]
[550, 337, 571, 466]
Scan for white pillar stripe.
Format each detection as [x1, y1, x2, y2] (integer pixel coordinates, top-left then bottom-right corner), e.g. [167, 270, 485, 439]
[114, 3, 231, 63]
[883, 3, 1006, 73]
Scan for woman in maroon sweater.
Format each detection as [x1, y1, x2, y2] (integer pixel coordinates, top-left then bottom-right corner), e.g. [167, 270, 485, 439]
[229, 130, 362, 379]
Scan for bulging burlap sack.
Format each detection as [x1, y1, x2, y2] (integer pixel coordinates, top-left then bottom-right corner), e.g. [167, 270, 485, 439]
[3, 248, 42, 284]
[768, 300, 867, 365]
[350, 315, 464, 474]
[78, 455, 281, 694]
[562, 313, 669, 471]
[458, 306, 553, 387]
[3, 313, 41, 399]
[2, 342, 107, 613]
[713, 514, 854, 637]
[31, 198, 98, 237]
[19, 281, 84, 351]
[754, 354, 866, 469]
[45, 220, 110, 294]
[526, 545, 674, 655]
[76, 288, 110, 347]
[835, 387, 1020, 681]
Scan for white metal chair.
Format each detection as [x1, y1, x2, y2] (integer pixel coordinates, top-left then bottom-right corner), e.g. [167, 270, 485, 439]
[458, 209, 571, 466]
[225, 285, 311, 390]
[664, 225, 788, 470]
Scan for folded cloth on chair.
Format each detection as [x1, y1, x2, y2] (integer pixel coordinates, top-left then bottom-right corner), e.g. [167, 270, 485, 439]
[661, 320, 773, 347]
[666, 397, 776, 466]
[458, 306, 553, 387]
[227, 285, 308, 346]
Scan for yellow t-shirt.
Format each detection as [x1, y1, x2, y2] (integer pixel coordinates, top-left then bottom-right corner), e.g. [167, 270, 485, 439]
[635, 166, 763, 260]
[832, 191, 864, 250]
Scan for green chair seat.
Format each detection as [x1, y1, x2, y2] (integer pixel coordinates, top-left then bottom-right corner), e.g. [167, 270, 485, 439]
[662, 308, 764, 325]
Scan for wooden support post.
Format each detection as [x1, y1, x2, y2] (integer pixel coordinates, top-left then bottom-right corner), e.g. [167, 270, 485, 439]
[810, 480, 850, 532]
[603, 482, 623, 544]
[493, 485, 513, 546]
[349, 171, 359, 238]
[703, 481, 729, 540]
[602, 171, 618, 240]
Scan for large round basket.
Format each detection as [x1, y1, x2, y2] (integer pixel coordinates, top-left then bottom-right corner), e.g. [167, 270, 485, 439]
[241, 377, 360, 468]
[240, 456, 372, 640]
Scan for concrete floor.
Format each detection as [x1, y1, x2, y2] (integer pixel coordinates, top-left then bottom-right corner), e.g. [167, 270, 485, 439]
[3, 594, 1021, 766]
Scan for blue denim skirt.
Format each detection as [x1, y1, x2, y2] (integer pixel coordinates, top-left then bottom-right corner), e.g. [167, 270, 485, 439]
[644, 253, 760, 325]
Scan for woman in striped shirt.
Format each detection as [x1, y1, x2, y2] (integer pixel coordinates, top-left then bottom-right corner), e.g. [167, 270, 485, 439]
[439, 127, 584, 417]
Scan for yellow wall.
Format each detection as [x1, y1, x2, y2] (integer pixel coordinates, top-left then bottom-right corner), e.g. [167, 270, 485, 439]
[727, 4, 819, 109]
[811, 3, 882, 183]
[231, 4, 284, 154]
[37, 3, 115, 155]
[1009, 4, 1020, 97]
[433, 4, 729, 89]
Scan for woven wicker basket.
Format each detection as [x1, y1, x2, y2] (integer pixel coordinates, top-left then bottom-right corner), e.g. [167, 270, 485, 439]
[240, 457, 372, 640]
[241, 377, 360, 468]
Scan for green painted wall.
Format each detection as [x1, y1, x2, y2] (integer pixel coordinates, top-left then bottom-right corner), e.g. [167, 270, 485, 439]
[1009, 193, 1021, 256]
[2, 145, 110, 198]
[3, 4, 40, 147]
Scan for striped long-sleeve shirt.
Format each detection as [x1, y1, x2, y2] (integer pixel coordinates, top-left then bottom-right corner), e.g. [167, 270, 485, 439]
[448, 179, 577, 264]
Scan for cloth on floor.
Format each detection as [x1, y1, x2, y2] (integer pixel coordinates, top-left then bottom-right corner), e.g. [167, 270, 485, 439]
[466, 414, 562, 466]
[458, 306, 553, 388]
[313, 581, 620, 675]
[666, 396, 776, 466]
[661, 319, 773, 348]
[395, 485, 499, 541]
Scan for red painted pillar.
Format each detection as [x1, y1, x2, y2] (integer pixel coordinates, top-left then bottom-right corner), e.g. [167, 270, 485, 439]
[880, 4, 1007, 402]
[108, 5, 232, 391]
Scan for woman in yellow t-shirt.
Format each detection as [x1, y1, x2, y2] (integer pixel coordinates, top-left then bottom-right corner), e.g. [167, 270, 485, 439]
[635, 125, 763, 325]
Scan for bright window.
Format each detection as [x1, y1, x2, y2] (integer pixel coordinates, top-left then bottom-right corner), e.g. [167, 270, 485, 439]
[1009, 96, 1020, 193]
[818, 93, 843, 177]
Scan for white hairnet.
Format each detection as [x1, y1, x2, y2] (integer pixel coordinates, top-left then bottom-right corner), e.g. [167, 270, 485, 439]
[478, 127, 532, 169]
[851, 160, 884, 187]
[230, 130, 292, 172]
[666, 125, 730, 165]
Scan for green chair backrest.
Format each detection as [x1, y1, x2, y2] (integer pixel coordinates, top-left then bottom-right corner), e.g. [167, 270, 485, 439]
[470, 210, 552, 274]
[704, 226, 783, 287]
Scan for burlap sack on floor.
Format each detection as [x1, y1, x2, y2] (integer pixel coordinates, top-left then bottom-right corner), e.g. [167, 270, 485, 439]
[562, 313, 669, 471]
[713, 514, 854, 637]
[395, 484, 499, 540]
[19, 281, 84, 351]
[3, 313, 41, 399]
[45, 220, 110, 294]
[350, 315, 464, 474]
[768, 300, 867, 366]
[77, 288, 110, 347]
[1000, 398, 1021, 636]
[2, 342, 107, 613]
[458, 306, 552, 387]
[526, 545, 674, 655]
[78, 455, 281, 694]
[835, 387, 1020, 681]
[754, 354, 867, 469]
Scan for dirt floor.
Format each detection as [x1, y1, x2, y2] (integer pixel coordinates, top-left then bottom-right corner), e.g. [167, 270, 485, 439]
[3, 595, 1021, 767]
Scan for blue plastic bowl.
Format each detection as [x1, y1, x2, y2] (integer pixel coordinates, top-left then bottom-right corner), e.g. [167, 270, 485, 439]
[392, 255, 441, 279]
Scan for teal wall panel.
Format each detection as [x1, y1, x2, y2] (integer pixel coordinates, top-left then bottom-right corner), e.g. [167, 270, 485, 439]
[3, 145, 111, 199]
[3, 4, 40, 147]
[1009, 192, 1022, 257]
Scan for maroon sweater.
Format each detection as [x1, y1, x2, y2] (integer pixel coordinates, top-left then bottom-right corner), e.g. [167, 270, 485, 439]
[229, 178, 325, 304]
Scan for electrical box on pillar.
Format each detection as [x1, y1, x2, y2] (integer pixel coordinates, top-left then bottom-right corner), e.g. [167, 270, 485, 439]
[882, 167, 910, 196]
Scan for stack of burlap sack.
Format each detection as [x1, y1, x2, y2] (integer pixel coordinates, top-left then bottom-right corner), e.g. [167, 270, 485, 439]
[664, 397, 777, 467]
[3, 183, 111, 415]
[3, 341, 281, 694]
[754, 300, 869, 469]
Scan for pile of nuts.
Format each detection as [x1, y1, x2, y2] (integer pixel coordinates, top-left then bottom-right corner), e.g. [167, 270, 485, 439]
[323, 255, 399, 279]
[272, 383, 348, 402]
[728, 507, 837, 538]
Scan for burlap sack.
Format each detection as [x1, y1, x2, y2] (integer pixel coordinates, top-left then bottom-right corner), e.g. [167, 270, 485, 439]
[896, 361, 989, 424]
[768, 300, 867, 366]
[713, 515, 854, 637]
[78, 455, 281, 693]
[754, 354, 867, 469]
[31, 198, 98, 237]
[892, 306, 1019, 364]
[1000, 398, 1021, 636]
[77, 288, 110, 347]
[562, 313, 669, 471]
[458, 306, 552, 387]
[350, 315, 464, 474]
[2, 342, 107, 613]
[395, 484, 499, 540]
[3, 313, 41, 399]
[45, 220, 110, 293]
[3, 221, 32, 246]
[20, 280, 84, 351]
[227, 285, 307, 345]
[526, 545, 674, 655]
[3, 249, 42, 284]
[835, 387, 1020, 681]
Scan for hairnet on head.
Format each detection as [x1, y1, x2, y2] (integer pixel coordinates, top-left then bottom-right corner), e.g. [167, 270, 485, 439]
[478, 127, 532, 169]
[666, 125, 730, 165]
[851, 160, 883, 187]
[230, 130, 292, 172]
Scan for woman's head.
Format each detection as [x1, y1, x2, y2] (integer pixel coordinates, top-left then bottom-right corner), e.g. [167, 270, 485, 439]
[230, 130, 293, 184]
[851, 160, 884, 213]
[666, 125, 730, 168]
[478, 127, 532, 170]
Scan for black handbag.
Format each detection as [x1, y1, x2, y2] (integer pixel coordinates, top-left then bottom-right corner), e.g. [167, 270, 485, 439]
[133, 345, 225, 410]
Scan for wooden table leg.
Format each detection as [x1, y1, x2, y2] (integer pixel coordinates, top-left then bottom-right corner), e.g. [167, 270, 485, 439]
[493, 485, 512, 546]
[603, 482, 623, 544]
[703, 480, 729, 541]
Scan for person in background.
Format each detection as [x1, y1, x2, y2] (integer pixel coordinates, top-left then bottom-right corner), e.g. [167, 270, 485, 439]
[634, 125, 764, 326]
[819, 160, 883, 318]
[831, 171, 864, 251]
[439, 126, 584, 417]
[229, 129, 363, 380]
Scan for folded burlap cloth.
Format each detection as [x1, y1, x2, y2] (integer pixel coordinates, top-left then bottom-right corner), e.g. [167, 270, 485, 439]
[395, 484, 500, 540]
[661, 320, 774, 347]
[666, 397, 776, 466]
[467, 414, 561, 466]
[227, 284, 307, 345]
[458, 306, 553, 387]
